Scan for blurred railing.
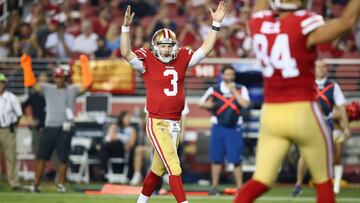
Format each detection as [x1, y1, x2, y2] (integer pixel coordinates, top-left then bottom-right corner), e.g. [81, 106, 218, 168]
[1, 57, 360, 99]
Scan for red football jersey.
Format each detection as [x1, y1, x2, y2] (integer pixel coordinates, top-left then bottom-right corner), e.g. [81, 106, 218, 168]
[135, 47, 194, 120]
[248, 10, 325, 103]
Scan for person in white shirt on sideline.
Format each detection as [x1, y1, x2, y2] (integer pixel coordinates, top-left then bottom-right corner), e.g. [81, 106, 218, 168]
[0, 73, 23, 190]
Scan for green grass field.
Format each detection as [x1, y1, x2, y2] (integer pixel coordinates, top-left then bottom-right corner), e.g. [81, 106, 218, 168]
[1, 182, 359, 203]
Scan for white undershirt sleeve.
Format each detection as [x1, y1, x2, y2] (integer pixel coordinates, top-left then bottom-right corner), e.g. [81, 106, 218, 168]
[129, 57, 146, 74]
[333, 83, 346, 106]
[188, 48, 206, 68]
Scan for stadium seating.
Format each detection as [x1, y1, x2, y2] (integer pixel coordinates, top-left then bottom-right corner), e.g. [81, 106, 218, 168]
[16, 127, 35, 181]
[105, 155, 129, 184]
[67, 137, 99, 183]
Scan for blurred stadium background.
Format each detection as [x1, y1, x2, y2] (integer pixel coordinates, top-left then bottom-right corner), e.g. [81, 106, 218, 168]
[1, 0, 360, 202]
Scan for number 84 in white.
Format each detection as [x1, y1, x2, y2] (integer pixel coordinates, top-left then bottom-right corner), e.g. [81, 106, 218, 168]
[253, 34, 299, 78]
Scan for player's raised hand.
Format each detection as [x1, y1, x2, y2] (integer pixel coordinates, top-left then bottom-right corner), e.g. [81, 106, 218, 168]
[209, 1, 226, 23]
[123, 5, 135, 26]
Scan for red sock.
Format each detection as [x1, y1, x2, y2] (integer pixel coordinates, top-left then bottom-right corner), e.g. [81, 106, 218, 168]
[233, 179, 269, 203]
[315, 179, 335, 203]
[169, 175, 187, 203]
[141, 171, 161, 196]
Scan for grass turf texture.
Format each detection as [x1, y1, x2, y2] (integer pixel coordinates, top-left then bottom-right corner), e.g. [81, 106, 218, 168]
[1, 182, 359, 203]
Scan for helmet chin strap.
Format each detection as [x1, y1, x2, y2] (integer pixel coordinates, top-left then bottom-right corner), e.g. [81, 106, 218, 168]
[159, 56, 172, 63]
[152, 43, 179, 63]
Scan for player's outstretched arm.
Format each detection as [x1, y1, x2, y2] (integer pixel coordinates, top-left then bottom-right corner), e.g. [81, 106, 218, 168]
[200, 1, 226, 56]
[252, 0, 269, 13]
[307, 0, 360, 48]
[120, 6, 145, 73]
[120, 5, 136, 61]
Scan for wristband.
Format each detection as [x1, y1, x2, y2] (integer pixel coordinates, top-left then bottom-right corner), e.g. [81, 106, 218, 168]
[212, 21, 221, 27]
[121, 26, 130, 33]
[212, 21, 221, 31]
[212, 26, 220, 31]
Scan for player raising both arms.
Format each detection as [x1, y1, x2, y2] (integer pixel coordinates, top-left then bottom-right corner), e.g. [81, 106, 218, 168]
[120, 2, 226, 203]
[233, 0, 360, 203]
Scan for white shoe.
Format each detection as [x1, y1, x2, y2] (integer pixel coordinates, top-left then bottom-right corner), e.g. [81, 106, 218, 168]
[56, 183, 66, 193]
[27, 185, 41, 193]
[130, 172, 143, 185]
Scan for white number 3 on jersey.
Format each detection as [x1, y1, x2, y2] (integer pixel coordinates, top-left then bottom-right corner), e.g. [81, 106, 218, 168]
[163, 69, 178, 96]
[253, 34, 299, 78]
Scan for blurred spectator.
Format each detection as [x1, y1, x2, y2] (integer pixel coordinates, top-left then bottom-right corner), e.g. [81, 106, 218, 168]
[45, 22, 74, 59]
[237, 4, 251, 24]
[221, 1, 239, 27]
[25, 3, 44, 26]
[229, 24, 252, 57]
[105, 23, 120, 52]
[317, 32, 356, 57]
[129, 142, 153, 185]
[28, 14, 53, 58]
[196, 6, 212, 40]
[7, 0, 22, 12]
[73, 20, 98, 55]
[10, 23, 32, 57]
[65, 12, 82, 37]
[178, 23, 201, 48]
[0, 26, 11, 57]
[95, 37, 112, 58]
[336, 32, 356, 53]
[328, 0, 348, 17]
[61, 0, 82, 37]
[0, 73, 23, 190]
[133, 26, 148, 49]
[146, 3, 177, 37]
[120, 0, 156, 23]
[39, 0, 61, 20]
[99, 111, 137, 178]
[8, 9, 22, 39]
[92, 6, 111, 38]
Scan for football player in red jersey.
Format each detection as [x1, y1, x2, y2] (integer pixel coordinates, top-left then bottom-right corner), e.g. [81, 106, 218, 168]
[121, 2, 226, 203]
[233, 0, 360, 203]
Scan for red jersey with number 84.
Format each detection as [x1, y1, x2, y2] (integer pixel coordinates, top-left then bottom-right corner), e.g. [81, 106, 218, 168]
[248, 10, 325, 103]
[135, 47, 193, 120]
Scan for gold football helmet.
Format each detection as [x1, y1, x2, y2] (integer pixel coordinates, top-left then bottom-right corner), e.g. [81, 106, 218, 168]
[151, 28, 179, 63]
